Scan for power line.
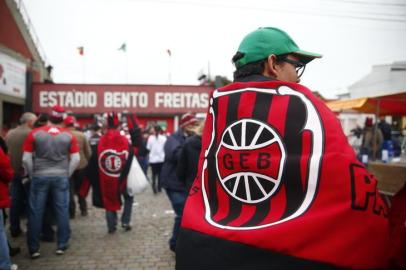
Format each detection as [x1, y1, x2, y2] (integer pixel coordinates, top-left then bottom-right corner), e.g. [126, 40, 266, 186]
[318, 1, 406, 20]
[325, 0, 406, 7]
[124, 0, 406, 23]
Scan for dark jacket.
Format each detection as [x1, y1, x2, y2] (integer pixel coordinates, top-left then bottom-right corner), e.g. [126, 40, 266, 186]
[177, 135, 202, 192]
[85, 133, 103, 207]
[137, 138, 149, 158]
[161, 130, 186, 191]
[378, 120, 392, 141]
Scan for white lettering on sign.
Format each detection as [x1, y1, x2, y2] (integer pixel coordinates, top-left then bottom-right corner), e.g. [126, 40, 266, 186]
[104, 92, 148, 108]
[154, 92, 209, 108]
[38, 89, 210, 110]
[39, 90, 97, 108]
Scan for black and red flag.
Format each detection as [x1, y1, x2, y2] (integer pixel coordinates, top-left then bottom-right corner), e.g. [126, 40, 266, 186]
[178, 80, 391, 269]
[81, 113, 141, 211]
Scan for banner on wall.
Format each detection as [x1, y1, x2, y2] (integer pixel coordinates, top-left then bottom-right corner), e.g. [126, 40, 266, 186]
[32, 83, 214, 114]
[0, 52, 26, 98]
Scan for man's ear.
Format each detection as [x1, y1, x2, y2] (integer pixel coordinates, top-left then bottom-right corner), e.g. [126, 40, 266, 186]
[28, 119, 36, 129]
[263, 54, 279, 77]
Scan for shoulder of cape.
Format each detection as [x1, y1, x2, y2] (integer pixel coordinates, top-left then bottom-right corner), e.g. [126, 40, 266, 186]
[216, 81, 327, 110]
[218, 80, 313, 95]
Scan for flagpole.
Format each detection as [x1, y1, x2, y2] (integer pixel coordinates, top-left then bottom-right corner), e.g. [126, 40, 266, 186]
[208, 61, 211, 83]
[77, 46, 86, 83]
[82, 56, 86, 83]
[125, 54, 128, 84]
[169, 56, 172, 85]
[167, 49, 172, 85]
[118, 43, 128, 84]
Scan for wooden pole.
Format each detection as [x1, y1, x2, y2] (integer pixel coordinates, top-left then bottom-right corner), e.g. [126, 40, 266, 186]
[372, 98, 381, 160]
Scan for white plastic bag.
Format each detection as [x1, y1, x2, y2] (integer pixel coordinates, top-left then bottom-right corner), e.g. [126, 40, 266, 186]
[127, 157, 148, 195]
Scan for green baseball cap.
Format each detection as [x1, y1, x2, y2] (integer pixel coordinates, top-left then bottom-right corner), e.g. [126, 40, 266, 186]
[234, 27, 322, 67]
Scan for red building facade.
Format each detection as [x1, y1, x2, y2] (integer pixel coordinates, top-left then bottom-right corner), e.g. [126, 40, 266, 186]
[0, 0, 48, 134]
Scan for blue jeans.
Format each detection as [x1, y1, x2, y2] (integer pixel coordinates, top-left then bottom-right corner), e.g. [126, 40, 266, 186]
[0, 211, 11, 270]
[9, 175, 28, 235]
[150, 163, 163, 193]
[105, 192, 134, 231]
[165, 189, 187, 250]
[27, 176, 70, 253]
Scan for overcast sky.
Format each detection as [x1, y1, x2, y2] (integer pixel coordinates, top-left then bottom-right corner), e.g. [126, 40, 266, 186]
[22, 0, 406, 98]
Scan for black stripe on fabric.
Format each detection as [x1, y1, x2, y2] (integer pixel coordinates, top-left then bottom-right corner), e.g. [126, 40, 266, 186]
[282, 95, 306, 218]
[176, 228, 344, 270]
[252, 92, 272, 121]
[218, 92, 242, 225]
[207, 98, 219, 215]
[242, 92, 273, 227]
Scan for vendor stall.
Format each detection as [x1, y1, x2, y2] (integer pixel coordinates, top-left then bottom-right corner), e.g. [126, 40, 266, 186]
[326, 92, 406, 116]
[367, 160, 406, 195]
[327, 92, 406, 196]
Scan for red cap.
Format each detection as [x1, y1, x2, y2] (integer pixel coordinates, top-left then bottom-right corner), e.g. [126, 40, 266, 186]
[365, 117, 373, 127]
[50, 105, 65, 119]
[64, 115, 75, 126]
[180, 113, 198, 128]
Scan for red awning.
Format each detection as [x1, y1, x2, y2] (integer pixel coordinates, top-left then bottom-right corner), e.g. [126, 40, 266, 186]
[326, 92, 406, 116]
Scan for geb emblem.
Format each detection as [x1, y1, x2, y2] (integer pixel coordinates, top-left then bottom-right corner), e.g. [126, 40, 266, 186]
[98, 149, 129, 177]
[216, 119, 285, 204]
[202, 85, 324, 230]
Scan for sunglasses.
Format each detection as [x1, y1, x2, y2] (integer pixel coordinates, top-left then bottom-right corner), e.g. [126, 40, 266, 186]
[276, 56, 306, 78]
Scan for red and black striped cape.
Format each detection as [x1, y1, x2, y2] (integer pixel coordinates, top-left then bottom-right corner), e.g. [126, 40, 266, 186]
[177, 80, 391, 269]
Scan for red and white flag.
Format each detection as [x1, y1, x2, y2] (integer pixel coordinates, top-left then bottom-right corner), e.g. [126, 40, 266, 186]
[77, 46, 84, 56]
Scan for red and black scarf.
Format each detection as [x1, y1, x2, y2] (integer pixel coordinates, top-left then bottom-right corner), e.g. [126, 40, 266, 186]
[97, 129, 130, 211]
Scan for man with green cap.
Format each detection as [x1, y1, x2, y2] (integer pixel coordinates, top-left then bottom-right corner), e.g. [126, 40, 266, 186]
[232, 27, 321, 83]
[176, 27, 391, 269]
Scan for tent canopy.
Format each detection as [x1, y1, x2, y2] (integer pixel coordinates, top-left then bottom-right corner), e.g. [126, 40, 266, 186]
[326, 92, 406, 116]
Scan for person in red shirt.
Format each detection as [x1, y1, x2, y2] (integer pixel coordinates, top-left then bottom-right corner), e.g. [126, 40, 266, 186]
[0, 140, 17, 270]
[22, 105, 80, 259]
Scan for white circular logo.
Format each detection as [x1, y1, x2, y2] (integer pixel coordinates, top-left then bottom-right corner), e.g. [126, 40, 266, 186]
[216, 119, 286, 204]
[98, 149, 128, 177]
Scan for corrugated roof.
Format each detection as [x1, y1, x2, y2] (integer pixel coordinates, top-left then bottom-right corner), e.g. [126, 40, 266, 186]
[348, 61, 406, 99]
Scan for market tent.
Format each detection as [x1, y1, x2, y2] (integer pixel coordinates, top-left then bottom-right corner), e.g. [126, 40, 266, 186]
[326, 92, 406, 116]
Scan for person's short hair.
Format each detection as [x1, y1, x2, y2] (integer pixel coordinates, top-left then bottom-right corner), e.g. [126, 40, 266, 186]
[91, 123, 102, 131]
[49, 116, 63, 125]
[153, 125, 162, 133]
[34, 113, 49, 127]
[232, 52, 267, 80]
[19, 112, 37, 125]
[232, 53, 290, 81]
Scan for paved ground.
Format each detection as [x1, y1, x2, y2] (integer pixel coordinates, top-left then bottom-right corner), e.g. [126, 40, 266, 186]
[8, 187, 176, 270]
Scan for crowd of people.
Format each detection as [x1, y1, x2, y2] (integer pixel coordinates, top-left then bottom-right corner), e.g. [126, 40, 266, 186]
[0, 104, 204, 270]
[349, 116, 406, 163]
